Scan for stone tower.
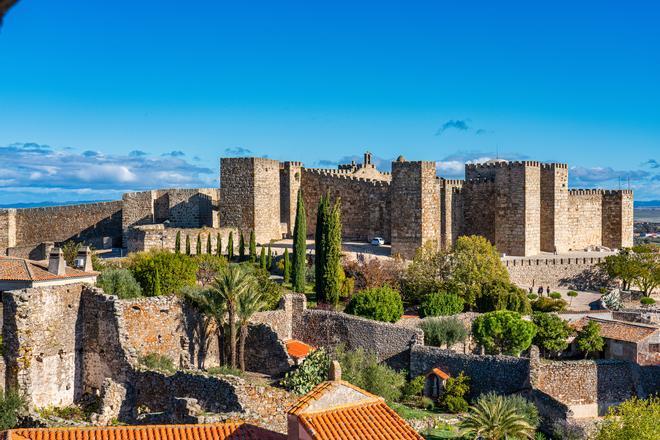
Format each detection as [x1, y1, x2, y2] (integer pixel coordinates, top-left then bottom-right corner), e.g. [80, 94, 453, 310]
[390, 158, 440, 259]
[602, 190, 634, 249]
[219, 157, 282, 243]
[540, 163, 569, 253]
[280, 161, 303, 237]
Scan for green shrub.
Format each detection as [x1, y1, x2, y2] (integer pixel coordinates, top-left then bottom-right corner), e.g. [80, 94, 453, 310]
[420, 396, 435, 411]
[128, 251, 197, 296]
[206, 365, 243, 377]
[440, 371, 470, 413]
[472, 310, 536, 356]
[420, 317, 468, 348]
[532, 312, 572, 356]
[527, 293, 538, 300]
[507, 394, 540, 429]
[401, 375, 425, 401]
[641, 297, 656, 306]
[476, 280, 531, 314]
[334, 347, 406, 402]
[97, 268, 143, 299]
[444, 394, 468, 413]
[345, 286, 403, 323]
[0, 391, 25, 430]
[246, 265, 283, 310]
[138, 353, 176, 374]
[549, 292, 562, 299]
[281, 348, 330, 395]
[567, 291, 578, 297]
[532, 297, 568, 312]
[419, 292, 464, 317]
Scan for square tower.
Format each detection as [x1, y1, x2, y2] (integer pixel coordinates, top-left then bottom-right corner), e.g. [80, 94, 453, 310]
[390, 159, 440, 259]
[540, 163, 569, 253]
[279, 161, 303, 237]
[219, 157, 282, 243]
[602, 190, 634, 249]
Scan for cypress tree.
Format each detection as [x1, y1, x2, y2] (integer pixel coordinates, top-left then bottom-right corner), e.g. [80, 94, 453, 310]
[267, 244, 272, 269]
[324, 198, 343, 305]
[315, 193, 330, 300]
[196, 233, 202, 255]
[175, 231, 181, 254]
[260, 246, 267, 269]
[249, 230, 257, 262]
[185, 235, 191, 255]
[283, 248, 291, 283]
[152, 266, 162, 296]
[227, 232, 234, 260]
[239, 232, 246, 261]
[292, 188, 307, 292]
[207, 234, 212, 254]
[216, 233, 222, 257]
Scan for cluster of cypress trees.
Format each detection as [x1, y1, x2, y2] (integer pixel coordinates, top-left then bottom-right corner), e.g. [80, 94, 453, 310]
[314, 193, 342, 304]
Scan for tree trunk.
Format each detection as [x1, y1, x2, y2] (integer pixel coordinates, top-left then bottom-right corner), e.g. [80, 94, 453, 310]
[228, 303, 237, 368]
[239, 323, 247, 371]
[217, 322, 225, 366]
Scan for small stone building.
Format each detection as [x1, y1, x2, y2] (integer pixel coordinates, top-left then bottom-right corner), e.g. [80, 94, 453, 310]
[571, 317, 660, 365]
[424, 367, 450, 400]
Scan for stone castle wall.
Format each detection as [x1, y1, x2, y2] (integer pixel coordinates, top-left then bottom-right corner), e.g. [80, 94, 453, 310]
[602, 190, 634, 249]
[540, 163, 569, 253]
[301, 169, 391, 242]
[505, 256, 609, 289]
[1, 202, 122, 254]
[568, 190, 603, 250]
[280, 162, 303, 237]
[126, 225, 239, 254]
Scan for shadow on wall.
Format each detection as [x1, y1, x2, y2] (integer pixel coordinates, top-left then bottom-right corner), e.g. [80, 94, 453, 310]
[559, 266, 612, 291]
[244, 323, 292, 376]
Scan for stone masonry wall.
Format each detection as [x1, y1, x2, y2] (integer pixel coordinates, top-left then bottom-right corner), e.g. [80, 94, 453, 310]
[4, 202, 123, 252]
[540, 163, 569, 253]
[460, 179, 496, 243]
[602, 190, 634, 249]
[126, 225, 238, 254]
[505, 256, 608, 289]
[568, 191, 603, 250]
[410, 345, 531, 399]
[280, 162, 303, 237]
[294, 309, 424, 370]
[2, 284, 86, 408]
[439, 179, 463, 250]
[301, 169, 391, 242]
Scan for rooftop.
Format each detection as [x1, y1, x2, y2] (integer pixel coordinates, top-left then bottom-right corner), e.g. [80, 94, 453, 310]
[572, 317, 659, 343]
[0, 256, 97, 282]
[284, 339, 314, 361]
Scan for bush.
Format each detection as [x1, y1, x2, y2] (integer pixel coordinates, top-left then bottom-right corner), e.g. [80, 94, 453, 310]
[444, 395, 468, 413]
[334, 347, 406, 402]
[472, 310, 536, 356]
[345, 286, 403, 323]
[532, 312, 572, 356]
[419, 292, 464, 317]
[595, 396, 659, 440]
[194, 254, 228, 286]
[532, 297, 567, 312]
[128, 251, 197, 296]
[206, 365, 243, 377]
[475, 280, 531, 314]
[400, 242, 450, 304]
[420, 317, 468, 348]
[97, 268, 143, 299]
[281, 348, 330, 395]
[420, 396, 435, 411]
[401, 375, 425, 401]
[440, 371, 470, 413]
[641, 297, 656, 306]
[342, 255, 404, 292]
[139, 353, 176, 374]
[549, 292, 562, 299]
[527, 293, 538, 300]
[0, 391, 24, 430]
[507, 394, 540, 429]
[245, 265, 283, 310]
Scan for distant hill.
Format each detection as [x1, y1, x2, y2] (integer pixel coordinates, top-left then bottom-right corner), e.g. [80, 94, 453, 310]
[635, 200, 660, 208]
[0, 200, 111, 209]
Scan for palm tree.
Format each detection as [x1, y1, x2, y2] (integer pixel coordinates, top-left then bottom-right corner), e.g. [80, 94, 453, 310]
[236, 287, 266, 371]
[181, 286, 225, 368]
[460, 393, 535, 440]
[209, 265, 255, 368]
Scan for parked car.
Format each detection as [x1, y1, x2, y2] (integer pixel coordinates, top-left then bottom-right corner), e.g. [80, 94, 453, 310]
[371, 237, 385, 246]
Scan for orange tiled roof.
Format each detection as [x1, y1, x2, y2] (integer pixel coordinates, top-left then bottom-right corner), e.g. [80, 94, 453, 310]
[298, 400, 424, 440]
[287, 380, 381, 416]
[428, 367, 450, 380]
[285, 339, 314, 360]
[0, 257, 96, 282]
[3, 423, 285, 440]
[572, 317, 658, 343]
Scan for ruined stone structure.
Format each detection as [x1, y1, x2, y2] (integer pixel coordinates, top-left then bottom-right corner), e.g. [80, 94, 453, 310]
[1, 152, 633, 259]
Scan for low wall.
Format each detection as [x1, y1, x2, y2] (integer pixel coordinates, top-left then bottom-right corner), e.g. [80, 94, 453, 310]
[294, 310, 423, 370]
[126, 225, 239, 254]
[505, 256, 609, 290]
[5, 242, 53, 259]
[410, 345, 530, 399]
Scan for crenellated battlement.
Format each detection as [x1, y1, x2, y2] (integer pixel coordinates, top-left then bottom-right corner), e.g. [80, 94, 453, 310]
[281, 161, 304, 168]
[567, 188, 633, 196]
[540, 162, 568, 170]
[466, 160, 545, 171]
[440, 178, 464, 187]
[303, 168, 390, 186]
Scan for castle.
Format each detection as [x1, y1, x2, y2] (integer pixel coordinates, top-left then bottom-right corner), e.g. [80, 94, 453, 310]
[0, 152, 633, 259]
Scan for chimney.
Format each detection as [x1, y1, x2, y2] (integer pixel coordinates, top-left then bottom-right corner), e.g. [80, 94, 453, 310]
[329, 360, 342, 381]
[48, 247, 66, 275]
[76, 246, 94, 272]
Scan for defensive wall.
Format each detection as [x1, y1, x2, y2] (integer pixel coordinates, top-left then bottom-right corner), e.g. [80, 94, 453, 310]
[126, 225, 240, 254]
[505, 256, 611, 290]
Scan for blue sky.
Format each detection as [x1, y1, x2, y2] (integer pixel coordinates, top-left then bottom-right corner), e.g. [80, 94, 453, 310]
[0, 0, 659, 204]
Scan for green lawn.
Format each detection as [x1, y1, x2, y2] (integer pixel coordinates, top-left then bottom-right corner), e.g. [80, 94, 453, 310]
[423, 429, 463, 439]
[389, 401, 443, 420]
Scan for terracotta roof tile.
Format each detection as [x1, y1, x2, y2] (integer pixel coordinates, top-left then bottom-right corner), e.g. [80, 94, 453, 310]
[285, 339, 314, 360]
[428, 368, 450, 380]
[3, 424, 284, 440]
[287, 380, 381, 416]
[0, 257, 96, 282]
[572, 317, 658, 343]
[298, 401, 424, 440]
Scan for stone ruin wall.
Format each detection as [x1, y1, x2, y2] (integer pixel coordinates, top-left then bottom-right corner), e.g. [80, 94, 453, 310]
[1, 202, 123, 255]
[126, 225, 240, 255]
[301, 169, 391, 242]
[505, 256, 609, 290]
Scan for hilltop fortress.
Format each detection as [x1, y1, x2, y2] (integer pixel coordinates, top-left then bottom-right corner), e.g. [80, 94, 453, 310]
[0, 152, 633, 259]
